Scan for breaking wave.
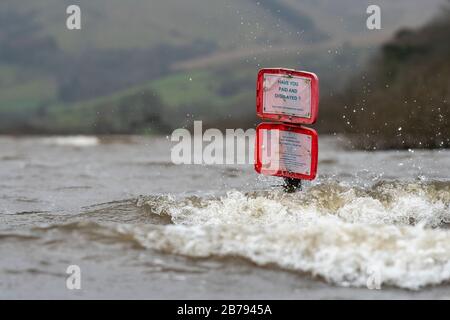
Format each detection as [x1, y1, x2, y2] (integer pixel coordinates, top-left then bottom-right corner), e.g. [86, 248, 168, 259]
[38, 181, 450, 289]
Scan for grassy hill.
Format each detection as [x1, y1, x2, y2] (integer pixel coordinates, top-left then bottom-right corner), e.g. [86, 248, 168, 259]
[2, 0, 325, 53]
[3, 0, 441, 52]
[0, 0, 445, 134]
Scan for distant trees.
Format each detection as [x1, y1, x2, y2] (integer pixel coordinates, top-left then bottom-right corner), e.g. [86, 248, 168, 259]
[320, 7, 450, 149]
[92, 90, 168, 134]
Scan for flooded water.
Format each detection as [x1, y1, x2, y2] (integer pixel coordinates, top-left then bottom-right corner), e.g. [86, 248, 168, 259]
[1, 135, 450, 299]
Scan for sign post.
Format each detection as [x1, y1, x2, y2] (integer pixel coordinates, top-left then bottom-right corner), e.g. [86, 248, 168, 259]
[254, 68, 319, 192]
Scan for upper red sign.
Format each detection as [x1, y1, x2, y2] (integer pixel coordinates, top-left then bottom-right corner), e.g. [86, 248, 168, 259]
[256, 68, 319, 125]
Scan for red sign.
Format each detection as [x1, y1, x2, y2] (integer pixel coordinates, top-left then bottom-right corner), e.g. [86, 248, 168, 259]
[256, 68, 319, 125]
[255, 123, 318, 181]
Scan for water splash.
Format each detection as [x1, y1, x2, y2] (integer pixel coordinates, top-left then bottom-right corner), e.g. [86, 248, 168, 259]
[114, 181, 450, 289]
[30, 181, 450, 289]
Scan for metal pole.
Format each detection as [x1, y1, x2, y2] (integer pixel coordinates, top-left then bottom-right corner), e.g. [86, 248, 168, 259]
[283, 178, 302, 193]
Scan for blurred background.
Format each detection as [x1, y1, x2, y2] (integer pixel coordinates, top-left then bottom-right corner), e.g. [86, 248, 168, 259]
[0, 0, 449, 149]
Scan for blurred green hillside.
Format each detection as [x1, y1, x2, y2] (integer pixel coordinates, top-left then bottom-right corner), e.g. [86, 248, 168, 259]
[0, 0, 445, 134]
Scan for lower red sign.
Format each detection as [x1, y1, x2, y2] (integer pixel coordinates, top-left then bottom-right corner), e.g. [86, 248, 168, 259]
[255, 123, 318, 180]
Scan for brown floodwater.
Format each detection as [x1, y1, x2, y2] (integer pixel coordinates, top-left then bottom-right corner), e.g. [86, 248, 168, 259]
[1, 135, 450, 299]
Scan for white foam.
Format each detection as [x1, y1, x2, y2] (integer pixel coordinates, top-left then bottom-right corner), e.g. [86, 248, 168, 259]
[124, 187, 450, 289]
[42, 136, 99, 147]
